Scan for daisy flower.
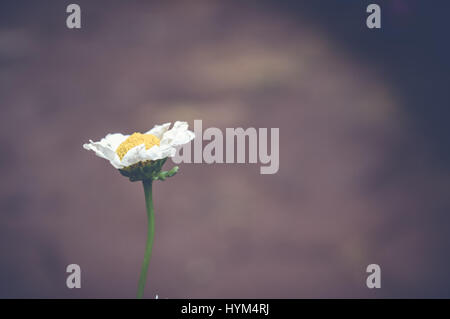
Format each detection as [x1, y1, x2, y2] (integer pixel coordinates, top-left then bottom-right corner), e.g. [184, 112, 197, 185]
[83, 121, 194, 177]
[83, 121, 195, 298]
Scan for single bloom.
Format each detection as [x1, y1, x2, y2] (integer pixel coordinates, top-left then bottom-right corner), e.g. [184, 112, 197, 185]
[83, 121, 194, 298]
[83, 121, 195, 169]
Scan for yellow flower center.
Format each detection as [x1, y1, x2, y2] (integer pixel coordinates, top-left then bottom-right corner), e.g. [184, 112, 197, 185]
[116, 132, 160, 160]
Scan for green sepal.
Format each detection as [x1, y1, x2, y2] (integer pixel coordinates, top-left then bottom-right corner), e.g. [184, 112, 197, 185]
[153, 166, 179, 181]
[118, 158, 179, 182]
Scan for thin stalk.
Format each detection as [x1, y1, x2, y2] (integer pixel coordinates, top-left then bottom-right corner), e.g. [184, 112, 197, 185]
[137, 179, 155, 299]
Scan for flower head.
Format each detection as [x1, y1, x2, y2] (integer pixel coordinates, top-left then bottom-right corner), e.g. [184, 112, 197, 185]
[83, 121, 194, 169]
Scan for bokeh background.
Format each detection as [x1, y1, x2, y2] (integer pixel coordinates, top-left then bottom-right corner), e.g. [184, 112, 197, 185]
[1, 0, 450, 298]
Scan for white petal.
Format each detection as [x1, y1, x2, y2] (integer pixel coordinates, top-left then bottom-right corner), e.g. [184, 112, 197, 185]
[120, 144, 176, 167]
[160, 121, 195, 147]
[102, 133, 129, 151]
[83, 140, 114, 161]
[120, 144, 147, 167]
[83, 136, 125, 169]
[173, 121, 189, 130]
[145, 122, 171, 139]
[143, 144, 176, 161]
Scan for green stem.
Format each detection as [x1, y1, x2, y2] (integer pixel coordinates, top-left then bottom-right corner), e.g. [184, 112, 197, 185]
[137, 179, 155, 299]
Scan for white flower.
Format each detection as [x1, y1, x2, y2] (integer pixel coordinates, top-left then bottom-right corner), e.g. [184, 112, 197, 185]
[83, 121, 195, 169]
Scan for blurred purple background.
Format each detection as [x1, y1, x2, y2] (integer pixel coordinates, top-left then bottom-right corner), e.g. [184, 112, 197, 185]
[1, 0, 450, 298]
